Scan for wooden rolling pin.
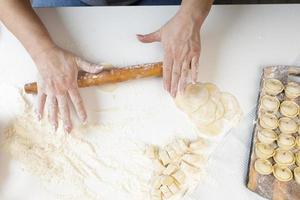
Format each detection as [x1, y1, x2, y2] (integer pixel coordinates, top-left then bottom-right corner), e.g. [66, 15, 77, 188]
[24, 62, 163, 94]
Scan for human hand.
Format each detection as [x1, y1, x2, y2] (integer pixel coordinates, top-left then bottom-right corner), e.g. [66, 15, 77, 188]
[34, 46, 103, 133]
[137, 1, 210, 97]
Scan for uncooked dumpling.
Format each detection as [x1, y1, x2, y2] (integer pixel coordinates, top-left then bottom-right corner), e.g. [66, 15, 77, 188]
[285, 82, 300, 99]
[263, 79, 284, 96]
[254, 159, 273, 175]
[273, 164, 293, 182]
[278, 117, 298, 134]
[273, 149, 295, 166]
[260, 95, 280, 113]
[175, 83, 209, 113]
[296, 136, 300, 149]
[294, 167, 300, 184]
[277, 134, 296, 150]
[259, 113, 278, 130]
[295, 151, 300, 166]
[255, 143, 275, 159]
[280, 100, 299, 118]
[257, 129, 277, 144]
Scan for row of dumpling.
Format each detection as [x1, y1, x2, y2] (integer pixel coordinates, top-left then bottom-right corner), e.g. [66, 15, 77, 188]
[263, 78, 300, 99]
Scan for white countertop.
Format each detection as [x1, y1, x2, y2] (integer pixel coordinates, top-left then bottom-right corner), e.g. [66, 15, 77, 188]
[1, 4, 300, 200]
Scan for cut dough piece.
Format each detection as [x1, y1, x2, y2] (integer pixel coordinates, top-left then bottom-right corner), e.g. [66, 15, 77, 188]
[180, 161, 199, 174]
[172, 170, 186, 185]
[190, 99, 217, 125]
[285, 82, 300, 99]
[160, 175, 175, 186]
[168, 183, 180, 194]
[165, 145, 178, 161]
[273, 164, 293, 182]
[159, 149, 172, 166]
[263, 78, 284, 96]
[278, 117, 298, 134]
[259, 113, 278, 130]
[257, 129, 277, 144]
[151, 189, 162, 200]
[294, 167, 300, 184]
[220, 92, 242, 121]
[255, 143, 275, 159]
[160, 185, 172, 199]
[145, 145, 158, 159]
[175, 83, 209, 113]
[254, 159, 273, 175]
[296, 151, 300, 166]
[163, 164, 178, 176]
[151, 176, 163, 189]
[260, 95, 280, 113]
[153, 160, 166, 173]
[280, 100, 299, 118]
[181, 154, 204, 168]
[273, 149, 295, 166]
[277, 134, 296, 150]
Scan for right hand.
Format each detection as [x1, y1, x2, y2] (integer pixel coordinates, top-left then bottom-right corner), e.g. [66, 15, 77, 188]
[34, 46, 104, 133]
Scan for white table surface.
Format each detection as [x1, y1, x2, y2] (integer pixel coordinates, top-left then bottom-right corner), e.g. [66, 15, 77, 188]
[1, 4, 300, 200]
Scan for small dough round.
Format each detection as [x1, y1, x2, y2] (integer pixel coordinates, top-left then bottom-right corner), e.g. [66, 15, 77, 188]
[175, 83, 210, 113]
[294, 167, 300, 184]
[263, 79, 284, 96]
[296, 151, 300, 166]
[257, 129, 277, 144]
[259, 113, 278, 130]
[190, 100, 217, 125]
[260, 95, 280, 113]
[255, 143, 275, 159]
[220, 92, 242, 122]
[280, 101, 299, 118]
[285, 82, 300, 99]
[278, 117, 298, 134]
[273, 149, 295, 166]
[254, 159, 273, 175]
[277, 134, 296, 150]
[273, 164, 293, 182]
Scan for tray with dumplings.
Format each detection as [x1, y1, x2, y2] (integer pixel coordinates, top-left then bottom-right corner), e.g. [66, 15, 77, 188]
[247, 66, 300, 200]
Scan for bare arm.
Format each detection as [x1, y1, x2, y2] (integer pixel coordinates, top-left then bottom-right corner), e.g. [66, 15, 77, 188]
[138, 0, 213, 96]
[0, 0, 104, 133]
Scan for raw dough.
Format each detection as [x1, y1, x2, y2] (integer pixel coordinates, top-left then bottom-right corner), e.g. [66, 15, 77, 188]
[255, 143, 275, 159]
[285, 82, 300, 99]
[257, 129, 277, 145]
[278, 117, 298, 134]
[263, 79, 284, 96]
[273, 149, 295, 166]
[294, 167, 300, 184]
[273, 164, 293, 182]
[296, 151, 300, 166]
[259, 113, 278, 130]
[280, 100, 299, 118]
[277, 134, 296, 150]
[254, 159, 273, 175]
[260, 95, 280, 113]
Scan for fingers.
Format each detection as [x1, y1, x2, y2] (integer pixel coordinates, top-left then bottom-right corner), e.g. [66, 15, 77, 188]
[68, 88, 87, 124]
[47, 95, 58, 131]
[136, 30, 161, 43]
[57, 95, 72, 133]
[170, 60, 182, 97]
[37, 92, 46, 120]
[163, 53, 173, 92]
[179, 60, 189, 93]
[191, 56, 199, 83]
[76, 57, 103, 74]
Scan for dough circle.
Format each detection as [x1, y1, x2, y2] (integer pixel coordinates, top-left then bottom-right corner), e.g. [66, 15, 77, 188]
[277, 134, 296, 150]
[280, 100, 299, 118]
[294, 167, 300, 184]
[273, 149, 295, 166]
[255, 143, 275, 159]
[285, 82, 300, 99]
[254, 159, 273, 175]
[190, 99, 217, 125]
[260, 95, 280, 113]
[257, 129, 277, 144]
[259, 113, 278, 130]
[263, 79, 284, 96]
[273, 164, 293, 182]
[278, 117, 298, 134]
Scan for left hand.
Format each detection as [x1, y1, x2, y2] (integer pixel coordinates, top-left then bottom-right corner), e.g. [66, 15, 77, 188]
[137, 9, 203, 97]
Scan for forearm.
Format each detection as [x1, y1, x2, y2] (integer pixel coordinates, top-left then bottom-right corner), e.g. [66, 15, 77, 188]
[0, 0, 55, 60]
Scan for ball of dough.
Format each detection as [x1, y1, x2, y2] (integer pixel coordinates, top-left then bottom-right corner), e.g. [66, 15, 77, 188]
[175, 83, 209, 113]
[257, 129, 277, 144]
[254, 159, 273, 175]
[260, 95, 280, 113]
[277, 134, 296, 150]
[263, 79, 284, 96]
[278, 117, 298, 134]
[273, 149, 295, 166]
[280, 100, 299, 118]
[259, 113, 278, 130]
[294, 167, 300, 184]
[255, 143, 275, 159]
[285, 82, 300, 99]
[273, 164, 293, 182]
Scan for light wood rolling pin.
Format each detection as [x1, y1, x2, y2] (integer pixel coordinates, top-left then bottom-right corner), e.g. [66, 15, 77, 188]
[24, 62, 163, 94]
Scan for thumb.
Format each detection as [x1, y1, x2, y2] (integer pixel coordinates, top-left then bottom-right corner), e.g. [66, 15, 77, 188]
[137, 30, 161, 43]
[75, 57, 104, 74]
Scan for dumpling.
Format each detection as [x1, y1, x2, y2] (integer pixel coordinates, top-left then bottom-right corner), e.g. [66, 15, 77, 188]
[277, 134, 296, 150]
[280, 100, 299, 118]
[254, 159, 273, 175]
[273, 164, 293, 182]
[273, 149, 295, 166]
[278, 117, 298, 134]
[260, 95, 280, 113]
[263, 79, 284, 96]
[259, 113, 278, 130]
[294, 167, 300, 184]
[257, 129, 277, 144]
[255, 143, 275, 159]
[296, 136, 300, 149]
[285, 82, 300, 99]
[296, 151, 300, 166]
